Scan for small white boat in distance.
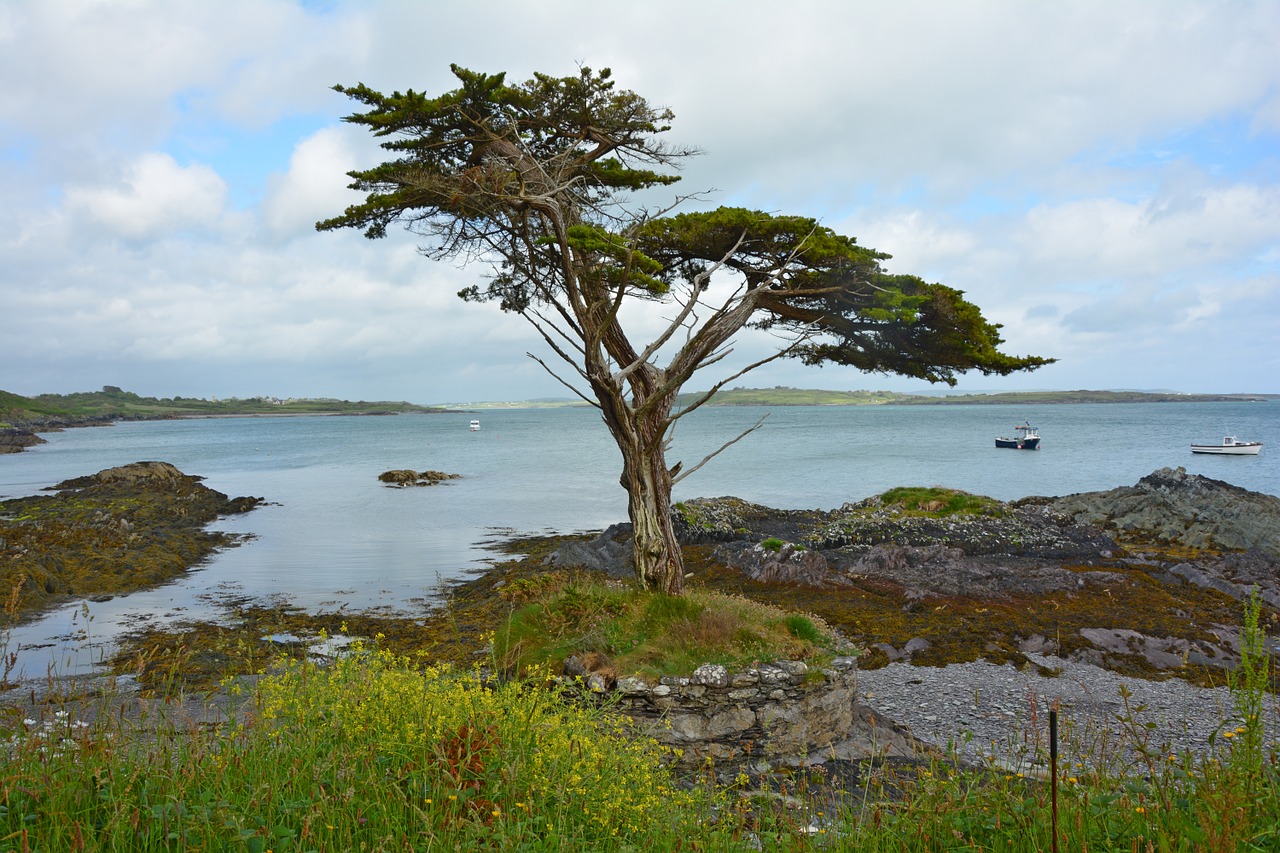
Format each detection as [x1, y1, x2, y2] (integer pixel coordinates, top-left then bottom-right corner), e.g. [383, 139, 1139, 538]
[1191, 436, 1262, 455]
[469, 419, 480, 432]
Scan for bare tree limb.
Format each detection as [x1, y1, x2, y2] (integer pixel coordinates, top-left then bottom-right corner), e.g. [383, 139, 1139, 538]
[671, 415, 768, 485]
[526, 353, 599, 407]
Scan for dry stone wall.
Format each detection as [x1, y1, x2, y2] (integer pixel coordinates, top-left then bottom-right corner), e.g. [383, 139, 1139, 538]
[603, 657, 863, 767]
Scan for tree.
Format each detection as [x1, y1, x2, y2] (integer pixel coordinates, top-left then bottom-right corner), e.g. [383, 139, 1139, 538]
[318, 65, 1053, 595]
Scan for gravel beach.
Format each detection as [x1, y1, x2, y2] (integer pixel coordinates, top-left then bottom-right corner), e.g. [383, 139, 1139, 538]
[854, 655, 1279, 772]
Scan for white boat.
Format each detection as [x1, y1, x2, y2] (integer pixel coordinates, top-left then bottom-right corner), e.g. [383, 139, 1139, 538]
[469, 419, 480, 432]
[1190, 436, 1262, 455]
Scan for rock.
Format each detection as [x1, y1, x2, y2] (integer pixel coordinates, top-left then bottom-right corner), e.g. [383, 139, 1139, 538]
[377, 469, 460, 487]
[1, 461, 263, 618]
[1039, 466, 1280, 558]
[719, 540, 833, 585]
[0, 427, 46, 454]
[902, 637, 932, 657]
[544, 523, 633, 577]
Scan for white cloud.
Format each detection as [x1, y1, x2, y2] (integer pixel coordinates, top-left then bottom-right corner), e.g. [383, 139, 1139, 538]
[1, 0, 1278, 400]
[1020, 185, 1280, 283]
[263, 127, 366, 239]
[64, 153, 228, 240]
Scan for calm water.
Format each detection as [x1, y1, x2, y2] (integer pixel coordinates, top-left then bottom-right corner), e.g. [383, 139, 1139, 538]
[3, 402, 1277, 679]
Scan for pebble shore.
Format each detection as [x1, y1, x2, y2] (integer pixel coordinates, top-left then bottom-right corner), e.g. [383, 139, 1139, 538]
[854, 654, 1278, 772]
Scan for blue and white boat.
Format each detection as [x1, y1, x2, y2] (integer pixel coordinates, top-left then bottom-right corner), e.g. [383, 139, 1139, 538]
[995, 421, 1040, 450]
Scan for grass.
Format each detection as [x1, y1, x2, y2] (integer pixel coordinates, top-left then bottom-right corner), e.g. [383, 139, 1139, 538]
[875, 486, 1002, 517]
[2, 590, 1278, 850]
[493, 575, 841, 680]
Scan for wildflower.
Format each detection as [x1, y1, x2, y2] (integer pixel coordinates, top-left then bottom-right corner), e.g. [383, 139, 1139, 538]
[1223, 731, 1236, 739]
[1068, 777, 1078, 784]
[1135, 806, 1145, 814]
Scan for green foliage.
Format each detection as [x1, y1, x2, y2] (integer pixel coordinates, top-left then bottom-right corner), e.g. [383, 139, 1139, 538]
[760, 536, 785, 552]
[783, 614, 822, 643]
[0, 649, 732, 850]
[496, 581, 839, 679]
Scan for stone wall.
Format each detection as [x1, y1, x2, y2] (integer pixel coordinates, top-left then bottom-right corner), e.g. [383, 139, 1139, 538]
[603, 657, 864, 768]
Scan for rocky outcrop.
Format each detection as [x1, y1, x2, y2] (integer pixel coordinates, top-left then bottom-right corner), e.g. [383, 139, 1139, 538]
[1032, 466, 1280, 558]
[547, 470, 1280, 685]
[0, 427, 45, 454]
[377, 469, 460, 487]
[1, 462, 263, 617]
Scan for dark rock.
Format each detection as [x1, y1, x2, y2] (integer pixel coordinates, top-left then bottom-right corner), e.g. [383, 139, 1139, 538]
[717, 540, 833, 585]
[1036, 466, 1280, 558]
[0, 428, 46, 454]
[377, 469, 460, 487]
[1, 461, 264, 620]
[545, 523, 634, 577]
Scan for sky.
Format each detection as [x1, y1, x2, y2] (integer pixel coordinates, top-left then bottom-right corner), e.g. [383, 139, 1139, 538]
[1, 1, 1278, 405]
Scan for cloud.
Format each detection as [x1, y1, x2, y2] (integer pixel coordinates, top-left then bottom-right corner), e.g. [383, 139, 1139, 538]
[1, 0, 1278, 401]
[263, 127, 368, 239]
[1020, 185, 1280, 283]
[64, 153, 228, 240]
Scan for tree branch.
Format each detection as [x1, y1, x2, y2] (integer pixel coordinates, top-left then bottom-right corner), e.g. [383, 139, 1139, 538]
[671, 415, 768, 485]
[526, 353, 599, 407]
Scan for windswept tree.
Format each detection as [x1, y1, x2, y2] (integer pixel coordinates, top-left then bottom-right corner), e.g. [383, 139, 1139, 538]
[318, 65, 1052, 595]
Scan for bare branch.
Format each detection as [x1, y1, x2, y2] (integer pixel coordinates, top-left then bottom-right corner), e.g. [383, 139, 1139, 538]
[669, 338, 807, 424]
[523, 309, 592, 377]
[671, 415, 768, 485]
[616, 227, 751, 383]
[526, 353, 599, 407]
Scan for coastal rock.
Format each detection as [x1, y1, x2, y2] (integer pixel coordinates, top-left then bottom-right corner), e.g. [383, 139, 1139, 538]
[1032, 466, 1280, 558]
[0, 427, 45, 454]
[544, 470, 1279, 684]
[1, 461, 263, 617]
[544, 523, 634, 577]
[721, 540, 833, 585]
[377, 469, 460, 487]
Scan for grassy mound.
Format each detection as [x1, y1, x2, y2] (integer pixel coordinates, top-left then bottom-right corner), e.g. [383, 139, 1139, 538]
[494, 574, 841, 680]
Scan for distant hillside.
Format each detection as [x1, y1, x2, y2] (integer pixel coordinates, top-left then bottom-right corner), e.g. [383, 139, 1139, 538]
[0, 389, 75, 426]
[671, 387, 1272, 408]
[884, 389, 1273, 405]
[1, 386, 444, 428]
[6, 386, 1273, 428]
[673, 388, 901, 407]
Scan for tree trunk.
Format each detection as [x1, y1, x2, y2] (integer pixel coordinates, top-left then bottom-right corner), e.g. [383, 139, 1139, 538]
[621, 434, 684, 595]
[593, 372, 685, 595]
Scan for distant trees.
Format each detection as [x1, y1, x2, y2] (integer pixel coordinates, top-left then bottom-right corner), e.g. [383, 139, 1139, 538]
[318, 65, 1051, 595]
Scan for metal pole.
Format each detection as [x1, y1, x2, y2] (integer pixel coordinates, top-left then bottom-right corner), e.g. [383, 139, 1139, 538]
[1050, 708, 1059, 853]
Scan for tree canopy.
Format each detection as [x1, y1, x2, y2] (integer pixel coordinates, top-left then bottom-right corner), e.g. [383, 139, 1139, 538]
[319, 65, 1052, 594]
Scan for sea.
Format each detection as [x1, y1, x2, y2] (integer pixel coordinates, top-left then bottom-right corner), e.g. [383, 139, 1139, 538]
[2, 401, 1277, 680]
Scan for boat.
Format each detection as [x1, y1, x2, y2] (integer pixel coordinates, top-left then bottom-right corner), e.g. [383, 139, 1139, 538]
[995, 421, 1040, 450]
[1190, 436, 1262, 455]
[469, 419, 480, 432]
